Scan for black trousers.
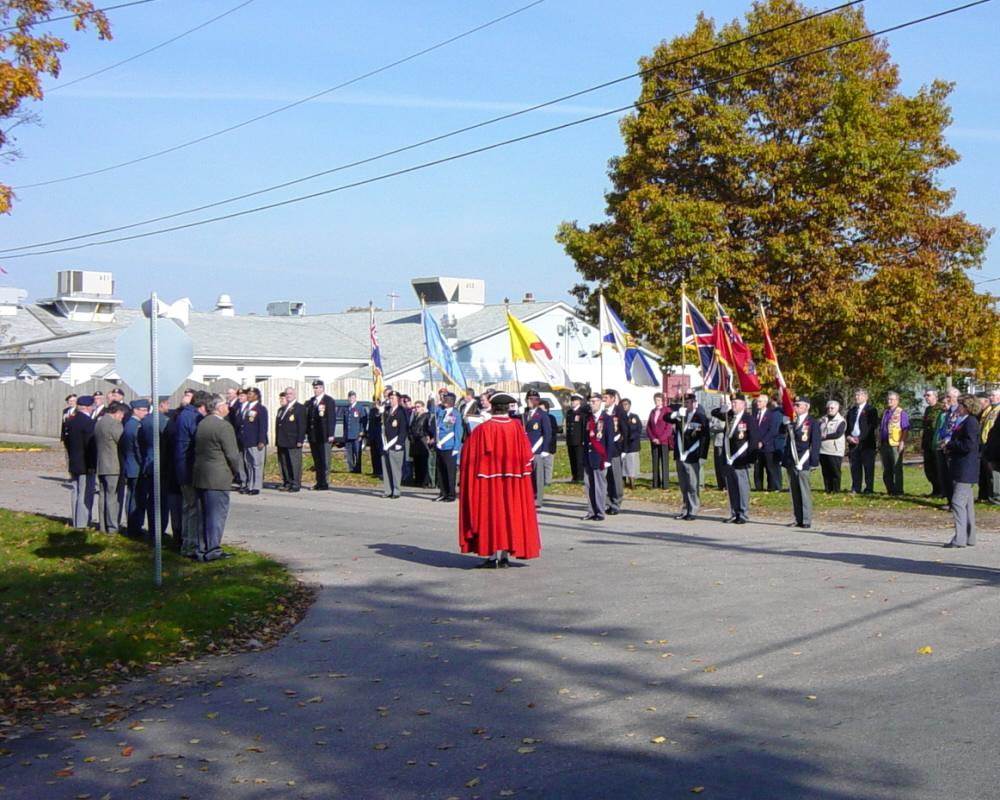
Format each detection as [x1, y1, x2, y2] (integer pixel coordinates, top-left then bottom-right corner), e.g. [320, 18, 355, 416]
[308, 438, 329, 488]
[278, 446, 303, 490]
[848, 446, 876, 493]
[922, 446, 940, 495]
[436, 449, 458, 499]
[753, 450, 781, 491]
[412, 442, 431, 487]
[713, 445, 726, 490]
[650, 443, 669, 488]
[819, 453, 842, 492]
[935, 449, 953, 503]
[567, 443, 585, 482]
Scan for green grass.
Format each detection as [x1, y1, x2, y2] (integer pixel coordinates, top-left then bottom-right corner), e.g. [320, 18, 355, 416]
[0, 509, 311, 722]
[268, 443, 999, 522]
[0, 441, 50, 451]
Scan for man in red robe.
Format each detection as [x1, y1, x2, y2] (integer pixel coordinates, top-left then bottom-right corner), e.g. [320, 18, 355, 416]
[459, 392, 541, 568]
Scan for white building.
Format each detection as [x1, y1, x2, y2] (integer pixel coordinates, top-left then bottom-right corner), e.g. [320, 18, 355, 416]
[0, 271, 683, 416]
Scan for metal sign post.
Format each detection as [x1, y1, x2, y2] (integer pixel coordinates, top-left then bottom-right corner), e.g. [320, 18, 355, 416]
[149, 291, 163, 588]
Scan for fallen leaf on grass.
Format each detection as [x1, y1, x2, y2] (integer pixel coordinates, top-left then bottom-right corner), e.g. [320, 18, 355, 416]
[121, 746, 134, 757]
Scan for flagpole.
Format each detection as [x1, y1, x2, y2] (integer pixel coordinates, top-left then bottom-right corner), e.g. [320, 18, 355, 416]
[505, 299, 522, 399]
[420, 295, 435, 400]
[598, 289, 605, 395]
[680, 284, 688, 402]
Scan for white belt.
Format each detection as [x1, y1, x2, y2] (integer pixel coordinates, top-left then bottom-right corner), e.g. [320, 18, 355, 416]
[682, 441, 700, 460]
[437, 431, 454, 448]
[727, 442, 749, 465]
[614, 434, 622, 442]
[531, 437, 544, 454]
[384, 437, 398, 449]
[795, 447, 811, 471]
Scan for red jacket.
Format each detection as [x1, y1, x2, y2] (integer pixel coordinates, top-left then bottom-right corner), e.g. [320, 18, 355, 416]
[646, 407, 674, 449]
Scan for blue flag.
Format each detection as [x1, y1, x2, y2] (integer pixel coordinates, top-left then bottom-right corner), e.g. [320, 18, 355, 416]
[598, 294, 659, 387]
[423, 307, 468, 389]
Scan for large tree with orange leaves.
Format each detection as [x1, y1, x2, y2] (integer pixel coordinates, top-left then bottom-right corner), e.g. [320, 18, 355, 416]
[557, 0, 996, 392]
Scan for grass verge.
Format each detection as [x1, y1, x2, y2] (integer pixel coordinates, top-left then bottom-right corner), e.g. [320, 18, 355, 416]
[0, 509, 312, 726]
[0, 441, 50, 452]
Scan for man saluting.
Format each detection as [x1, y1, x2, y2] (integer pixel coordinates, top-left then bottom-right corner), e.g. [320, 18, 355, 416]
[459, 392, 541, 569]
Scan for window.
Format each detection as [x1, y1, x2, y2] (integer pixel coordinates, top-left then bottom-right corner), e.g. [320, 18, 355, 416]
[203, 374, 220, 382]
[304, 375, 321, 383]
[254, 375, 271, 383]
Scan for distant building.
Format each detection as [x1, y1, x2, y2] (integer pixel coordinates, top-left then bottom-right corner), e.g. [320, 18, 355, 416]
[0, 271, 688, 414]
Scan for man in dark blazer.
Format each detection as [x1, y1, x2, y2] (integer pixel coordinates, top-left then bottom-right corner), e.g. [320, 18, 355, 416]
[524, 390, 554, 508]
[65, 395, 97, 529]
[751, 394, 782, 491]
[341, 390, 368, 474]
[380, 391, 409, 499]
[226, 387, 245, 490]
[844, 388, 879, 494]
[275, 386, 307, 492]
[305, 380, 336, 490]
[602, 389, 629, 514]
[121, 400, 149, 537]
[666, 393, 711, 520]
[239, 387, 268, 496]
[712, 394, 759, 524]
[565, 394, 587, 483]
[582, 394, 613, 521]
[783, 396, 823, 528]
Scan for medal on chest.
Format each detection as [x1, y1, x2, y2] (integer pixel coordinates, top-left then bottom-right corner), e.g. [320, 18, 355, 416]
[801, 419, 810, 442]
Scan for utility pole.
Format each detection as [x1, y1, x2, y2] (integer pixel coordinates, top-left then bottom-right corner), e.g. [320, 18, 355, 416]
[387, 291, 400, 311]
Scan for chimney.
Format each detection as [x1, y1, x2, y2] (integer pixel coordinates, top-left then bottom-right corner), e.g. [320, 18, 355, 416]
[214, 294, 235, 317]
[522, 292, 535, 303]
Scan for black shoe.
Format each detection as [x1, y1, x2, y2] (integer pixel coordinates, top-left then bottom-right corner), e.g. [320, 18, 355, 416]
[442, 497, 455, 503]
[723, 516, 737, 523]
[278, 486, 289, 492]
[249, 489, 260, 496]
[943, 541, 962, 548]
[734, 518, 746, 525]
[674, 513, 688, 520]
[475, 559, 499, 569]
[313, 485, 328, 491]
[499, 556, 511, 568]
[289, 487, 300, 493]
[801, 523, 812, 529]
[431, 496, 444, 502]
[787, 522, 800, 528]
[607, 508, 619, 515]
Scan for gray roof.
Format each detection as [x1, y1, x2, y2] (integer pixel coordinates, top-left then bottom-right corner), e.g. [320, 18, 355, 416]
[0, 301, 565, 375]
[17, 362, 61, 377]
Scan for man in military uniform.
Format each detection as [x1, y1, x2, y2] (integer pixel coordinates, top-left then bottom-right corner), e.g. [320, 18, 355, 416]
[305, 380, 335, 490]
[666, 393, 710, 520]
[432, 392, 463, 502]
[621, 398, 643, 490]
[602, 389, 628, 514]
[565, 393, 587, 483]
[541, 399, 559, 486]
[341, 390, 368, 474]
[381, 391, 409, 499]
[239, 387, 268, 496]
[94, 400, 125, 533]
[582, 394, 612, 521]
[276, 386, 306, 492]
[121, 399, 149, 537]
[712, 395, 759, 524]
[523, 389, 553, 509]
[783, 396, 822, 528]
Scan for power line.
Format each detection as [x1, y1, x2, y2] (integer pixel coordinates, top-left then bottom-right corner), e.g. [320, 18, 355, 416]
[0, 0, 869, 253]
[0, 0, 157, 34]
[0, 0, 991, 260]
[12, 0, 548, 189]
[47, 0, 258, 93]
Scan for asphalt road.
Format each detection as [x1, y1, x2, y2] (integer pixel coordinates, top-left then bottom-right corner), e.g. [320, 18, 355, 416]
[1, 451, 998, 800]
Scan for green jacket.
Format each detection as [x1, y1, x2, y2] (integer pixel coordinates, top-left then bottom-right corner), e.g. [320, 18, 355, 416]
[193, 414, 241, 491]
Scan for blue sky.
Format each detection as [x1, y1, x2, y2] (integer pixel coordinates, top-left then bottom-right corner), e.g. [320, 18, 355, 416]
[1, 0, 997, 313]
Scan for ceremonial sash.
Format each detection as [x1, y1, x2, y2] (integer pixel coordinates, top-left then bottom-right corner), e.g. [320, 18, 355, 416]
[531, 436, 544, 454]
[437, 431, 455, 448]
[587, 417, 608, 465]
[727, 441, 748, 466]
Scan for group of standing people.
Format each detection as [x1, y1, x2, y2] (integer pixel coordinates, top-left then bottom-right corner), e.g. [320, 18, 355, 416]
[61, 388, 248, 562]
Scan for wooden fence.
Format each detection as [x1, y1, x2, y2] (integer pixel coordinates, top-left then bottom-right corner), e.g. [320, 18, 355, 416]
[0, 377, 517, 442]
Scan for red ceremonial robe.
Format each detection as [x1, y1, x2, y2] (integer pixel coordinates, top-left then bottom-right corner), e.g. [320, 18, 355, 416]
[459, 416, 541, 559]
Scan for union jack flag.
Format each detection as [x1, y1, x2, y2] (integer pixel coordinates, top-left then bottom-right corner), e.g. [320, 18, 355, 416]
[682, 293, 729, 393]
[369, 304, 385, 402]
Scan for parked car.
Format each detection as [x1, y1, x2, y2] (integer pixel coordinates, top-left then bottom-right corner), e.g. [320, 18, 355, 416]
[331, 399, 375, 447]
